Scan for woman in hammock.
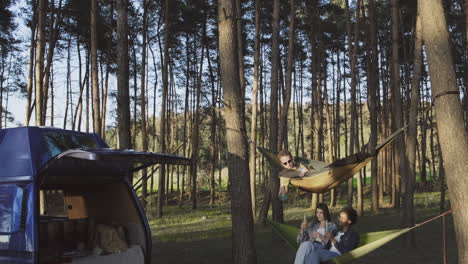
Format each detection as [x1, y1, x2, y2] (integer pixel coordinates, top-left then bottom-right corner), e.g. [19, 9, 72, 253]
[294, 203, 337, 264]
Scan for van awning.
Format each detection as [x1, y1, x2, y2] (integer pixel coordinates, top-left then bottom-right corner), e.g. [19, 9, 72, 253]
[39, 149, 191, 181]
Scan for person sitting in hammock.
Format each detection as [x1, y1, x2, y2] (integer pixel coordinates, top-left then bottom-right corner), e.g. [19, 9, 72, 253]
[278, 149, 309, 197]
[294, 203, 337, 264]
[294, 207, 359, 264]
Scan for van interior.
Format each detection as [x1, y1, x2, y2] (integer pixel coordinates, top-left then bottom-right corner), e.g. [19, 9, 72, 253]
[38, 180, 146, 264]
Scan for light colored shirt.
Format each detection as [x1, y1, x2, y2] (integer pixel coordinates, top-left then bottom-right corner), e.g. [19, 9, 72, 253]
[314, 227, 325, 243]
[330, 232, 345, 255]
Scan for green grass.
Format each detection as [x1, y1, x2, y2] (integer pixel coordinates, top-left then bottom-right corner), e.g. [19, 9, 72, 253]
[149, 191, 456, 263]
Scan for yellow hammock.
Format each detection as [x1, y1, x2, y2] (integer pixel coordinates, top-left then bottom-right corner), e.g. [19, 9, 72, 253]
[258, 125, 407, 193]
[267, 210, 452, 264]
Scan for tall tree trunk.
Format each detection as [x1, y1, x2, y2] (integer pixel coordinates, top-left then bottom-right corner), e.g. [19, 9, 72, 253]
[50, 64, 54, 126]
[63, 36, 71, 129]
[101, 55, 110, 138]
[403, 12, 422, 245]
[277, 0, 295, 148]
[42, 0, 63, 124]
[249, 0, 261, 221]
[235, 0, 246, 109]
[90, 0, 101, 135]
[190, 16, 207, 210]
[207, 40, 217, 206]
[217, 1, 257, 262]
[420, 0, 468, 262]
[391, 0, 405, 210]
[26, 1, 37, 126]
[132, 42, 138, 148]
[116, 0, 132, 150]
[368, 0, 380, 214]
[180, 34, 190, 207]
[268, 0, 283, 223]
[140, 0, 149, 210]
[345, 0, 362, 212]
[156, 0, 170, 218]
[35, 0, 47, 126]
[86, 50, 90, 132]
[463, 0, 468, 129]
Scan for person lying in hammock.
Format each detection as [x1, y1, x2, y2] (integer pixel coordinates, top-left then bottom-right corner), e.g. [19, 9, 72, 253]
[294, 207, 360, 264]
[278, 149, 310, 197]
[295, 203, 337, 262]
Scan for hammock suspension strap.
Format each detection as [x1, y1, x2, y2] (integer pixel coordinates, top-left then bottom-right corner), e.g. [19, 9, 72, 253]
[413, 209, 452, 228]
[432, 90, 460, 106]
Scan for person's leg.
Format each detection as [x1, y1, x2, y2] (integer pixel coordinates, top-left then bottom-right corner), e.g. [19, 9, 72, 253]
[294, 241, 316, 264]
[305, 248, 322, 264]
[317, 249, 340, 262]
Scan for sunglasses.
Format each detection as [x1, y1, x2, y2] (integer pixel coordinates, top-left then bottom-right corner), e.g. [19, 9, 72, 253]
[282, 159, 293, 166]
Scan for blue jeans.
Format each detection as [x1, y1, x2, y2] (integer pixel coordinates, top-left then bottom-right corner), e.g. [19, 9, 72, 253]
[294, 242, 323, 264]
[308, 248, 340, 264]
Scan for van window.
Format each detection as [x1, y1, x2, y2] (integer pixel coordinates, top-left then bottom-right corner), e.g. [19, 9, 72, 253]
[0, 185, 24, 233]
[43, 131, 98, 157]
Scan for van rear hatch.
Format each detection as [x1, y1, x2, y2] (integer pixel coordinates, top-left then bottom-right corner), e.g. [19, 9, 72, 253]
[39, 149, 191, 184]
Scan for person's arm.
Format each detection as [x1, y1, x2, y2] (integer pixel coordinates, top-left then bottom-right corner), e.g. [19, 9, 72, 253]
[334, 231, 359, 254]
[297, 225, 310, 244]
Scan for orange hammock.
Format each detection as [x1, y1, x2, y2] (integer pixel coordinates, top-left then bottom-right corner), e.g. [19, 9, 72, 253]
[258, 125, 407, 193]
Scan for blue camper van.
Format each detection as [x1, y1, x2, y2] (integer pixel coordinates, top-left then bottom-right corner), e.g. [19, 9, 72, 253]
[0, 127, 190, 264]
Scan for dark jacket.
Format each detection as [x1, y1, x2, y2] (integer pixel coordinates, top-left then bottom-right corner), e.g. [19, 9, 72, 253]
[333, 228, 359, 254]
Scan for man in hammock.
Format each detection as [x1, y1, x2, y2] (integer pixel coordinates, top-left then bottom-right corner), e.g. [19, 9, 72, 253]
[294, 207, 360, 264]
[277, 149, 309, 197]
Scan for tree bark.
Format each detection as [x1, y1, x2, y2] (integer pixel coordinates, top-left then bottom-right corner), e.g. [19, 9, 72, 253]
[217, 1, 257, 263]
[268, 0, 283, 223]
[140, 0, 149, 210]
[277, 0, 295, 148]
[90, 0, 101, 135]
[116, 0, 132, 150]
[42, 0, 63, 124]
[190, 16, 207, 210]
[420, 0, 468, 262]
[248, 0, 261, 220]
[391, 0, 406, 210]
[35, 0, 46, 126]
[403, 12, 422, 246]
[25, 1, 37, 126]
[368, 0, 380, 214]
[234, 0, 246, 109]
[206, 40, 217, 206]
[156, 0, 170, 218]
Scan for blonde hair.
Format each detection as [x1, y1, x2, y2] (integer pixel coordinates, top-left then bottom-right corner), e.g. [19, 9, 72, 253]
[277, 149, 292, 160]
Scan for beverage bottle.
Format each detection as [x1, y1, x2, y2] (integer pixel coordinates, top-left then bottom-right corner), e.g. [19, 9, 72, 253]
[301, 213, 307, 232]
[280, 193, 288, 201]
[280, 186, 288, 201]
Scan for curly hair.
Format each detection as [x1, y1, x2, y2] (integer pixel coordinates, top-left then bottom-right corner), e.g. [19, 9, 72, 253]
[340, 207, 358, 225]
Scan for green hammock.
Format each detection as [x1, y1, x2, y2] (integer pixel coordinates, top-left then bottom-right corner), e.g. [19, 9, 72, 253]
[258, 125, 407, 194]
[267, 210, 452, 264]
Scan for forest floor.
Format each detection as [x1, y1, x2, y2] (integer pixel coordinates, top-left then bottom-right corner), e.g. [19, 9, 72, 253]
[149, 191, 457, 264]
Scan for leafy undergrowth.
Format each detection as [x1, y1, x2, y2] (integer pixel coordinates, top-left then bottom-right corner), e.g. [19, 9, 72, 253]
[150, 191, 457, 263]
